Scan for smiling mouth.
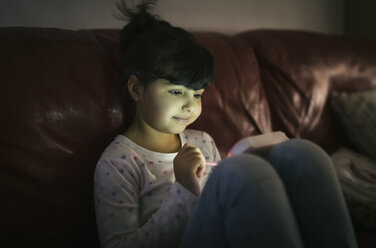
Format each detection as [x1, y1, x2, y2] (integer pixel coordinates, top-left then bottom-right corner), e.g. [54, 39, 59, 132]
[173, 117, 190, 123]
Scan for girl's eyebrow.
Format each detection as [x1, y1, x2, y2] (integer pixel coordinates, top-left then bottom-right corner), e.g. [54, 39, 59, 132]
[164, 83, 185, 88]
[161, 81, 180, 87]
[162, 82, 204, 92]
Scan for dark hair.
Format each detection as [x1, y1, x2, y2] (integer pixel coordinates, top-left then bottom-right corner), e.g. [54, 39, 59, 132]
[117, 0, 214, 90]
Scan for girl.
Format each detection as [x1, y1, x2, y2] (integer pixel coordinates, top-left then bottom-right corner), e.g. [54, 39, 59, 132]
[94, 1, 357, 247]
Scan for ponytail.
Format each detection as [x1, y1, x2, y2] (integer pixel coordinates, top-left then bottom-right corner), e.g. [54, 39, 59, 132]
[117, 0, 160, 50]
[117, 0, 214, 89]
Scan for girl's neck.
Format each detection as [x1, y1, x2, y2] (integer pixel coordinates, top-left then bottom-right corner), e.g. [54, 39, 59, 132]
[124, 121, 181, 153]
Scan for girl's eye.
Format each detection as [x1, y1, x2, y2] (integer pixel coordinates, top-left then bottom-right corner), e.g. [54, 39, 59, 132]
[194, 93, 202, 99]
[169, 90, 182, 95]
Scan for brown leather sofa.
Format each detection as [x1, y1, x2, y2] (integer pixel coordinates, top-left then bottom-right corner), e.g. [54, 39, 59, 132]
[1, 27, 375, 247]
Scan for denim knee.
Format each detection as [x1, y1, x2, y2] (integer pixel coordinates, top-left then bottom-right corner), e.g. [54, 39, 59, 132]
[213, 154, 281, 206]
[217, 153, 279, 184]
[268, 139, 335, 184]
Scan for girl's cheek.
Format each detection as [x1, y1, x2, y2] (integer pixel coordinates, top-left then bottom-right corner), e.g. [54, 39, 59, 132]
[192, 105, 202, 119]
[195, 101, 202, 112]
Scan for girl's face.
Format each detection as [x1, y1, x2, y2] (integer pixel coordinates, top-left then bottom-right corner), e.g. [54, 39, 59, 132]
[137, 79, 204, 135]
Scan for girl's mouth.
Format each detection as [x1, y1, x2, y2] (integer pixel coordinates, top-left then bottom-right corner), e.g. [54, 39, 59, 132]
[173, 116, 190, 123]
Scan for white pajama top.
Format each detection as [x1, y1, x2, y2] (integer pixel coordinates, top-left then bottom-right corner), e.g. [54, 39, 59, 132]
[94, 129, 221, 248]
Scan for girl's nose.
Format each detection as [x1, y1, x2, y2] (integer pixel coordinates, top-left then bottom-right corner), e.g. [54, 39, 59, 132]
[182, 104, 191, 112]
[182, 99, 194, 112]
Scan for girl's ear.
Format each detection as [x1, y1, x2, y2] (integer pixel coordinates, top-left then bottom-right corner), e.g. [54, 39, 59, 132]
[127, 75, 144, 102]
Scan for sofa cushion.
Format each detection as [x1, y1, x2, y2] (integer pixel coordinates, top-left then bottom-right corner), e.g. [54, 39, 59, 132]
[330, 90, 376, 160]
[0, 27, 124, 247]
[331, 147, 376, 231]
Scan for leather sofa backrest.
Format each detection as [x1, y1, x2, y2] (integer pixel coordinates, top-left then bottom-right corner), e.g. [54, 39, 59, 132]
[239, 30, 376, 151]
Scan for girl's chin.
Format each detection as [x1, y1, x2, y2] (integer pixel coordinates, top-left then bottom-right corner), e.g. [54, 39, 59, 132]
[165, 125, 187, 134]
[171, 126, 187, 134]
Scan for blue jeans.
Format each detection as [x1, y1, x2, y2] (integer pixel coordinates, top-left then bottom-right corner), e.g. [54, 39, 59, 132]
[181, 139, 357, 248]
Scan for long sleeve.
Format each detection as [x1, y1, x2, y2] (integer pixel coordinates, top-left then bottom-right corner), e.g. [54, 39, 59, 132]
[94, 157, 198, 248]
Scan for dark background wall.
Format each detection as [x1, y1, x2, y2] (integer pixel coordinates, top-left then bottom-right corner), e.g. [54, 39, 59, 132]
[1, 0, 374, 42]
[345, 0, 376, 42]
[0, 0, 344, 35]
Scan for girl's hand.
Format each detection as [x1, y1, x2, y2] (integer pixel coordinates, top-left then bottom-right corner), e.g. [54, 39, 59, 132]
[173, 143, 206, 197]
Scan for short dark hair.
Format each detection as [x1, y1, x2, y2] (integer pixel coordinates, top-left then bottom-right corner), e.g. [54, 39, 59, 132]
[117, 0, 214, 90]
